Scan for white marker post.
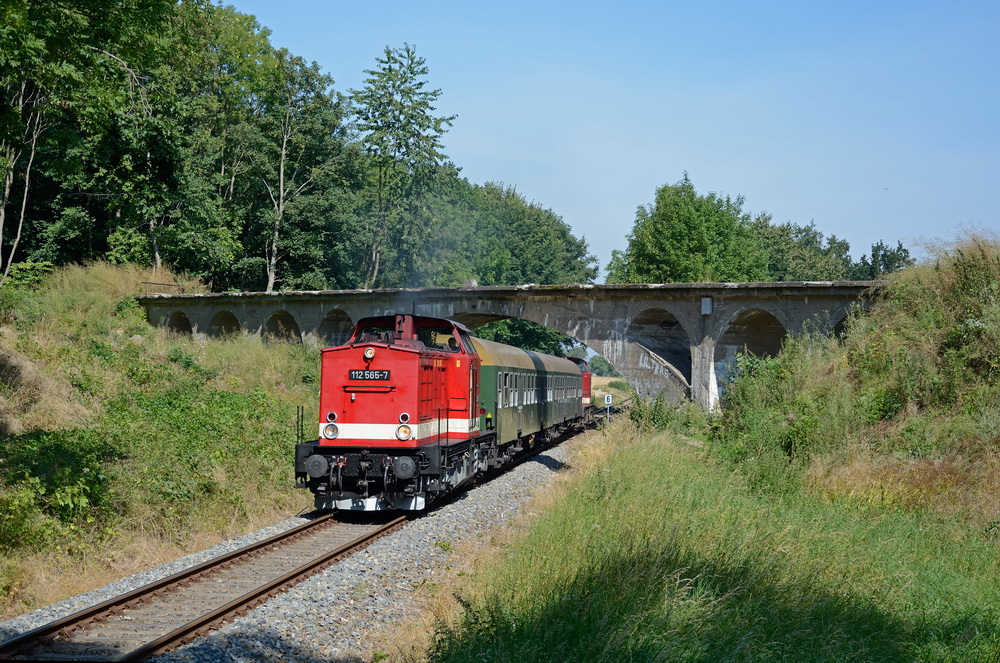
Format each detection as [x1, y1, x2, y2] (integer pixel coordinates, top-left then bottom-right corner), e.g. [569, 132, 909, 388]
[604, 393, 612, 417]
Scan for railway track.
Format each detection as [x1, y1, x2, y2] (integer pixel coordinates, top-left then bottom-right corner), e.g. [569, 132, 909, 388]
[0, 405, 624, 662]
[0, 515, 405, 662]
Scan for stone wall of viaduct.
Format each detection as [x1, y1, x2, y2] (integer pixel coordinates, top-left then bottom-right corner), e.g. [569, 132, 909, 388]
[137, 282, 872, 409]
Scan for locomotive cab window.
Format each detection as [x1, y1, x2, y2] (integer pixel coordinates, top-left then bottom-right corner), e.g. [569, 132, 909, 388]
[352, 324, 393, 344]
[458, 331, 476, 354]
[417, 327, 461, 352]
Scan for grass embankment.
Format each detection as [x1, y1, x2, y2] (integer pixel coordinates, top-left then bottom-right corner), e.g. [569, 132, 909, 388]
[429, 234, 1000, 662]
[0, 264, 316, 616]
[714, 232, 1000, 526]
[431, 419, 999, 663]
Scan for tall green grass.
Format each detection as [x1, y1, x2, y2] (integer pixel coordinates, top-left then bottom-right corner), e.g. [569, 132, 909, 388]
[432, 420, 1000, 662]
[433, 234, 1000, 662]
[0, 264, 318, 611]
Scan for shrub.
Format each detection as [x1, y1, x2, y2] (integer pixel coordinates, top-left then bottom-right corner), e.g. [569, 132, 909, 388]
[712, 231, 1000, 513]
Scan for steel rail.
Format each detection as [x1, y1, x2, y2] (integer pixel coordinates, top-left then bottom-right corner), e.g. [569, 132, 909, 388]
[0, 514, 404, 661]
[121, 516, 406, 661]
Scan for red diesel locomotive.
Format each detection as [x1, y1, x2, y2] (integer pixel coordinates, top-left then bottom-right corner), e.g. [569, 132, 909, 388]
[295, 314, 592, 511]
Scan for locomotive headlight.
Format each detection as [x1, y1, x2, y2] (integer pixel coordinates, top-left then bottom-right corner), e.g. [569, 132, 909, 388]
[322, 423, 339, 440]
[364, 347, 376, 360]
[326, 412, 338, 423]
[395, 424, 413, 441]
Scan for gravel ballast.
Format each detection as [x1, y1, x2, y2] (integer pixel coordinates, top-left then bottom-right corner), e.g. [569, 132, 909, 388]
[0, 442, 573, 662]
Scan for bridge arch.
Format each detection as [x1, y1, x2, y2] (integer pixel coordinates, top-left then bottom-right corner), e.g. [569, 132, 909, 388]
[712, 307, 787, 403]
[626, 307, 692, 385]
[317, 309, 353, 347]
[208, 310, 241, 337]
[263, 310, 302, 342]
[166, 311, 193, 334]
[598, 332, 690, 401]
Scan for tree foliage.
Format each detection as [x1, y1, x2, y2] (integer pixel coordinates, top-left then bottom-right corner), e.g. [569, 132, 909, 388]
[350, 43, 455, 289]
[0, 0, 174, 285]
[606, 174, 767, 283]
[0, 5, 596, 299]
[607, 173, 911, 285]
[752, 217, 852, 281]
[475, 318, 577, 357]
[588, 354, 621, 377]
[849, 240, 914, 280]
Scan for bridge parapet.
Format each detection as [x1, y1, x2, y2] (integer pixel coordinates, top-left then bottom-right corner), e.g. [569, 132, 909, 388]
[137, 281, 874, 409]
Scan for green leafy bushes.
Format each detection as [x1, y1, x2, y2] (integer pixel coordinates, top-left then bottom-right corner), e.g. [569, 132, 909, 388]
[0, 264, 315, 612]
[710, 233, 1000, 524]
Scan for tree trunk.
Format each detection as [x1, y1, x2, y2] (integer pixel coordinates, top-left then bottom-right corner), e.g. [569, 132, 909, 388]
[265, 126, 289, 293]
[0, 109, 42, 288]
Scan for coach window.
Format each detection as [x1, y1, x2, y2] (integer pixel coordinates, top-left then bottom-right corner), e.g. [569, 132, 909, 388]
[503, 372, 510, 408]
[497, 373, 503, 407]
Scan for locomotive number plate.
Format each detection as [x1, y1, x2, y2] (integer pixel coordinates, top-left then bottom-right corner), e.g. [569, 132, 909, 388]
[349, 369, 391, 381]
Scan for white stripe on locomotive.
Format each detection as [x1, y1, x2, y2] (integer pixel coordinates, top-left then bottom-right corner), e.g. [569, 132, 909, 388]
[319, 418, 474, 442]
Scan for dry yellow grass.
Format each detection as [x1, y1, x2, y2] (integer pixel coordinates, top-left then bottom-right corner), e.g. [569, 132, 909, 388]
[807, 450, 1000, 526]
[0, 343, 93, 434]
[590, 375, 631, 405]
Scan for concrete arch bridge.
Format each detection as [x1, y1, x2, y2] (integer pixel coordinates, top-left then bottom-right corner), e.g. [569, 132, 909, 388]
[137, 282, 872, 409]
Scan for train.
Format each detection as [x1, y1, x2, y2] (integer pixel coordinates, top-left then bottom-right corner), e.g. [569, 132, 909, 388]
[294, 313, 592, 511]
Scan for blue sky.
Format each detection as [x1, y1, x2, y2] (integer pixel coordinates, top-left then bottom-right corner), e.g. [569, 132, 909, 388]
[227, 0, 998, 280]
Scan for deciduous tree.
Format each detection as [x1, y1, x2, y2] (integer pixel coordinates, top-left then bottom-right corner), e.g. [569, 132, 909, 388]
[606, 174, 767, 283]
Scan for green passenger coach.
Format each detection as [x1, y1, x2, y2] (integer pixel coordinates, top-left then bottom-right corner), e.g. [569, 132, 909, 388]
[471, 337, 585, 449]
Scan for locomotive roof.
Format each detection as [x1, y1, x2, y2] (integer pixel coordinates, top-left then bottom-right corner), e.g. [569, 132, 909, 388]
[353, 314, 471, 333]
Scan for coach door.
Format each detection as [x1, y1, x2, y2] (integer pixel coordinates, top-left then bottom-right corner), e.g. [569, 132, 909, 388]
[515, 372, 524, 437]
